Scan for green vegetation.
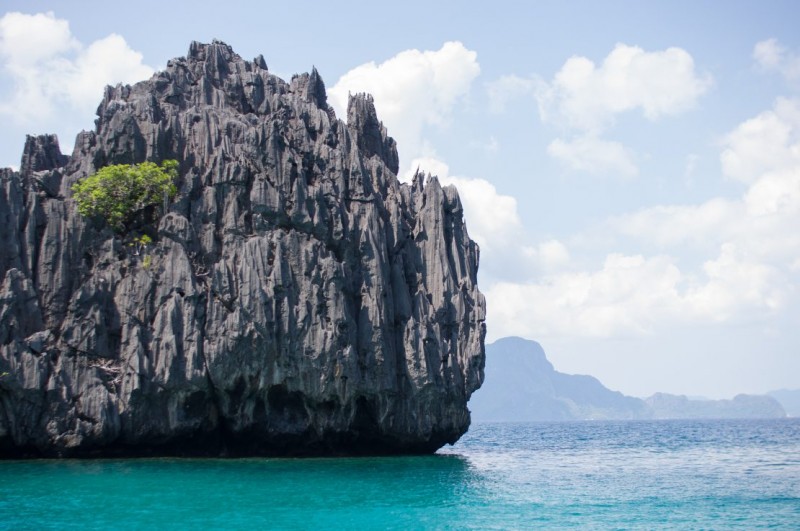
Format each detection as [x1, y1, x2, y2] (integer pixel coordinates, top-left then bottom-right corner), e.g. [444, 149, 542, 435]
[72, 160, 178, 233]
[129, 234, 153, 269]
[129, 234, 153, 255]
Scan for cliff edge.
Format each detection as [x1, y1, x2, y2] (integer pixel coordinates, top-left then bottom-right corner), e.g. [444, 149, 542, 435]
[0, 41, 485, 457]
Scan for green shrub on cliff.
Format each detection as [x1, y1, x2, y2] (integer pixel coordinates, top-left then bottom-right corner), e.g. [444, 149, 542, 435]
[72, 160, 178, 233]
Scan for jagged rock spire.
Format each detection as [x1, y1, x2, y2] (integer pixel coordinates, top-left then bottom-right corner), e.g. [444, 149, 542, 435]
[347, 93, 399, 175]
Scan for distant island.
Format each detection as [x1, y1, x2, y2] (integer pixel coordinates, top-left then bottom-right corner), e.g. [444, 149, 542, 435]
[469, 337, 787, 421]
[768, 389, 800, 417]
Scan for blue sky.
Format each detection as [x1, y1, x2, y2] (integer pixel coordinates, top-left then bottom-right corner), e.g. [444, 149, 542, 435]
[2, 1, 799, 398]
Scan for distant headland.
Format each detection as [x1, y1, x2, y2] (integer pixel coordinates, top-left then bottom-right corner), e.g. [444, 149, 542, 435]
[469, 337, 787, 421]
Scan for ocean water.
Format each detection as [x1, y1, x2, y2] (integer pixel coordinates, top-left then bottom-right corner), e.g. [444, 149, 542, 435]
[1, 419, 799, 529]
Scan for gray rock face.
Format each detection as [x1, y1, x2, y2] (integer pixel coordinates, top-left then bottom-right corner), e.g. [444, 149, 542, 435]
[0, 41, 485, 457]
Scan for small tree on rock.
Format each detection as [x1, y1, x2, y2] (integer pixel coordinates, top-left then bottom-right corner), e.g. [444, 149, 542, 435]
[72, 160, 178, 233]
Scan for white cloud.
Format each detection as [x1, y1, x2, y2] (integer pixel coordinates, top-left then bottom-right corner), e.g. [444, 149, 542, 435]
[69, 34, 153, 109]
[611, 198, 740, 248]
[753, 38, 800, 82]
[720, 97, 800, 183]
[621, 98, 800, 265]
[689, 243, 785, 320]
[547, 135, 638, 177]
[754, 39, 783, 70]
[611, 101, 798, 256]
[486, 253, 686, 339]
[528, 239, 571, 272]
[328, 42, 480, 171]
[486, 245, 785, 341]
[524, 43, 710, 176]
[486, 44, 711, 130]
[486, 74, 537, 113]
[0, 11, 153, 124]
[615, 98, 800, 254]
[0, 11, 78, 63]
[486, 98, 800, 341]
[537, 43, 712, 133]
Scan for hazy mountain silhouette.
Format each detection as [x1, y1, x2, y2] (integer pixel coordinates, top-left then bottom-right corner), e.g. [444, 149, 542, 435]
[769, 389, 800, 417]
[469, 337, 786, 422]
[468, 337, 649, 421]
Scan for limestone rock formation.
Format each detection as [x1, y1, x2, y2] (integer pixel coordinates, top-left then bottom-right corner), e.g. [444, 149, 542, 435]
[0, 41, 486, 457]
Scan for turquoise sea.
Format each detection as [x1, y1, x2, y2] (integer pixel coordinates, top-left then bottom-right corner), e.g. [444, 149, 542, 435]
[2, 419, 799, 529]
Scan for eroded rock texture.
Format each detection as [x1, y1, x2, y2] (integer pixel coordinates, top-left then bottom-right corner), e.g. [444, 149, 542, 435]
[0, 41, 485, 456]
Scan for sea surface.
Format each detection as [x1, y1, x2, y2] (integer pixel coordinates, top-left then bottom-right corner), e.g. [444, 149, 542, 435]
[1, 419, 799, 529]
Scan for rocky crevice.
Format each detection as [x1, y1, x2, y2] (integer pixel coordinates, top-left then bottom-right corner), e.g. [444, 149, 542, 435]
[0, 40, 485, 457]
